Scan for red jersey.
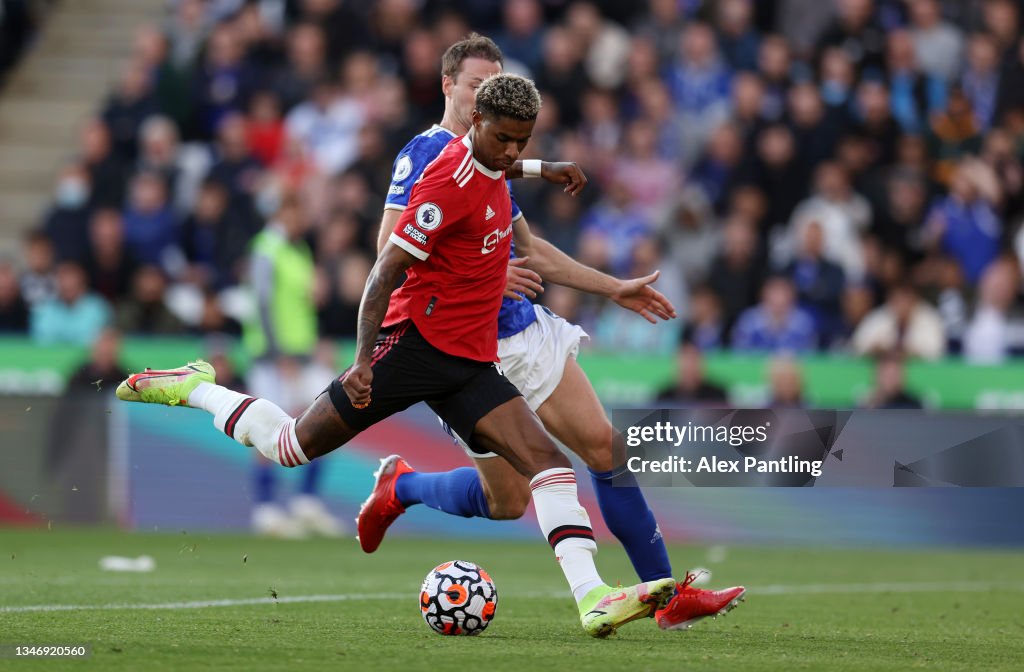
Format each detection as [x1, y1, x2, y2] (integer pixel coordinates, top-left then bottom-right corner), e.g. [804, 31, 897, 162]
[383, 135, 513, 362]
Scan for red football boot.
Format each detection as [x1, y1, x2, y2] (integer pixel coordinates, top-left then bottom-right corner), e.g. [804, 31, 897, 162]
[356, 455, 415, 553]
[655, 571, 746, 630]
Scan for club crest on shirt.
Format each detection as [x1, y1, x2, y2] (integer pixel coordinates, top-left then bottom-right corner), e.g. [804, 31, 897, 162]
[415, 202, 443, 231]
[393, 155, 413, 182]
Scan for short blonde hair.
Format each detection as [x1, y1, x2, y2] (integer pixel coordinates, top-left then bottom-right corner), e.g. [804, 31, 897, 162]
[475, 73, 542, 122]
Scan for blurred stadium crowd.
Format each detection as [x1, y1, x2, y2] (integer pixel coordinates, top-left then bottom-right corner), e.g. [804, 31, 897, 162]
[2, 0, 1024, 364]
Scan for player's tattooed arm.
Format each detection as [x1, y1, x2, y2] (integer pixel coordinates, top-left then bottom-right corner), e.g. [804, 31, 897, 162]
[343, 244, 417, 407]
[507, 161, 588, 196]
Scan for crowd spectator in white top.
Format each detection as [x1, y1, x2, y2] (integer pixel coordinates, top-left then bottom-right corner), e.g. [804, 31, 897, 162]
[852, 283, 947, 360]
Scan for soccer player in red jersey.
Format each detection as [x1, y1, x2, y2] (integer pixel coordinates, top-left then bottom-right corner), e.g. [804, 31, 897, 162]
[360, 33, 745, 631]
[116, 73, 676, 638]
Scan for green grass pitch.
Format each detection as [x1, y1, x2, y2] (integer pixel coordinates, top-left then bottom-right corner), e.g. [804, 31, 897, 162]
[1, 529, 1022, 671]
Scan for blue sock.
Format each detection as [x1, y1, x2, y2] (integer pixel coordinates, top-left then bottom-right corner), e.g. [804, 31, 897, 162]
[299, 459, 323, 495]
[589, 466, 673, 582]
[253, 463, 275, 503]
[394, 468, 491, 518]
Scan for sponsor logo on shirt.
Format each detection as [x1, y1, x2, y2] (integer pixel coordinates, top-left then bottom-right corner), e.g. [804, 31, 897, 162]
[481, 223, 513, 255]
[393, 155, 413, 182]
[403, 223, 428, 246]
[415, 202, 443, 231]
[388, 184, 405, 196]
[485, 204, 496, 220]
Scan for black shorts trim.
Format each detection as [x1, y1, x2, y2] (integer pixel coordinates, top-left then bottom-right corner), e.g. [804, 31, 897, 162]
[328, 320, 522, 444]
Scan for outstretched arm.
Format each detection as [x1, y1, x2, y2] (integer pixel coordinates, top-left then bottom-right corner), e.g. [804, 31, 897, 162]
[507, 160, 588, 196]
[500, 160, 588, 300]
[526, 234, 677, 323]
[342, 243, 417, 407]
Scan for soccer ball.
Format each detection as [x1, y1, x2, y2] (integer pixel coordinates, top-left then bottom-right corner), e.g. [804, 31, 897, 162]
[419, 560, 498, 636]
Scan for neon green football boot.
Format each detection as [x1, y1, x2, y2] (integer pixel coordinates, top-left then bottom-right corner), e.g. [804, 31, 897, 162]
[579, 577, 677, 638]
[115, 361, 216, 407]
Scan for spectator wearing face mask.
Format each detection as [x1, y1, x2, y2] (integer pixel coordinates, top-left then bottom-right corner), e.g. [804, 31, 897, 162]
[43, 163, 94, 263]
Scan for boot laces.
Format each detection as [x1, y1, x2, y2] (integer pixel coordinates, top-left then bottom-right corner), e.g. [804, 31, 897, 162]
[680, 569, 709, 592]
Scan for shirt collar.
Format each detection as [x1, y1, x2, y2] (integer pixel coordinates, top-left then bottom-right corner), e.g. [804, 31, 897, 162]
[461, 135, 502, 180]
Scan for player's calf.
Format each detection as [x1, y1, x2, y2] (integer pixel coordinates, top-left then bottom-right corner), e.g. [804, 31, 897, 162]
[201, 387, 310, 468]
[474, 457, 531, 520]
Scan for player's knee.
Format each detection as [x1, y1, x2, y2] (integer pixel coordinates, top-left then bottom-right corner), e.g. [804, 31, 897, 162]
[529, 443, 571, 474]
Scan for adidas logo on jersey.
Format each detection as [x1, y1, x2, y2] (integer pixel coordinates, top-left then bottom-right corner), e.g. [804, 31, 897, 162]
[485, 205, 495, 221]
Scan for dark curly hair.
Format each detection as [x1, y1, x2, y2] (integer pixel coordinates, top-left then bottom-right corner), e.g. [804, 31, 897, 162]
[475, 73, 542, 122]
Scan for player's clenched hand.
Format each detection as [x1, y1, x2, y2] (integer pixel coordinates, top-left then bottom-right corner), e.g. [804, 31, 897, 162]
[609, 271, 677, 324]
[541, 162, 588, 196]
[503, 257, 544, 300]
[342, 362, 374, 408]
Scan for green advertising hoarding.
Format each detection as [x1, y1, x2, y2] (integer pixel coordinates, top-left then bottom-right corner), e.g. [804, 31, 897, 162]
[2, 337, 1023, 409]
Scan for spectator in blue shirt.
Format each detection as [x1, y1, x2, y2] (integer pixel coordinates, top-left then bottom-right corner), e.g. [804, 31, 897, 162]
[191, 25, 256, 140]
[495, 0, 545, 73]
[715, 0, 760, 72]
[732, 274, 818, 353]
[785, 220, 847, 347]
[923, 159, 1002, 284]
[664, 22, 732, 160]
[961, 33, 1001, 132]
[122, 170, 180, 271]
[30, 262, 111, 346]
[681, 285, 727, 351]
[886, 30, 946, 134]
[579, 179, 652, 277]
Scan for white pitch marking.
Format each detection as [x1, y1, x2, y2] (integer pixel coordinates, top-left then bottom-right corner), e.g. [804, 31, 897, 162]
[0, 593, 407, 614]
[3, 581, 1023, 614]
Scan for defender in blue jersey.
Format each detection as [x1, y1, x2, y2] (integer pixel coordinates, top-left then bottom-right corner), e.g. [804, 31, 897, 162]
[360, 34, 746, 630]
